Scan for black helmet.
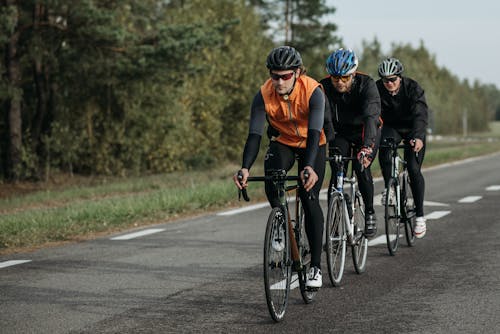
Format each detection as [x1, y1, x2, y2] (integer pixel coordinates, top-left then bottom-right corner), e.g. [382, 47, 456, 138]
[378, 57, 404, 77]
[266, 46, 303, 70]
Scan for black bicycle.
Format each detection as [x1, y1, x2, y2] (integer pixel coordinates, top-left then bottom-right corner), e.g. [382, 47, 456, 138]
[238, 169, 316, 322]
[325, 148, 368, 286]
[381, 137, 417, 256]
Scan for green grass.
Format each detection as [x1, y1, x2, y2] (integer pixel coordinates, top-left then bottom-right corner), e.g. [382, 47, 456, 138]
[1, 122, 500, 253]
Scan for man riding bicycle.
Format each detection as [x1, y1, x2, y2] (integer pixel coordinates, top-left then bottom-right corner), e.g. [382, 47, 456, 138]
[233, 46, 329, 288]
[376, 57, 429, 238]
[320, 48, 381, 239]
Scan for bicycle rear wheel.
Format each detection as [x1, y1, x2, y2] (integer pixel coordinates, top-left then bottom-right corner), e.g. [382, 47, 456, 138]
[352, 192, 367, 274]
[385, 178, 400, 255]
[402, 171, 417, 246]
[263, 207, 291, 322]
[326, 192, 346, 286]
[296, 200, 317, 303]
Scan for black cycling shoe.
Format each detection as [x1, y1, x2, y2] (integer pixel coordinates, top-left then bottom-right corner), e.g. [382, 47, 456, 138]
[364, 213, 377, 239]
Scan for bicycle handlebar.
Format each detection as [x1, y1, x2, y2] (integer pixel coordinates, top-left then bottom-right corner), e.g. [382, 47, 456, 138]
[237, 169, 310, 202]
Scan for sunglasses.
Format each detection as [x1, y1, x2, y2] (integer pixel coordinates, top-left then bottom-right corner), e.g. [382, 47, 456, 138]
[331, 75, 351, 83]
[382, 76, 399, 83]
[270, 72, 295, 81]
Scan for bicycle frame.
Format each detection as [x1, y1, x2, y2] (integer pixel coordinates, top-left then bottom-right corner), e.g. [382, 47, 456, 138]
[328, 155, 359, 245]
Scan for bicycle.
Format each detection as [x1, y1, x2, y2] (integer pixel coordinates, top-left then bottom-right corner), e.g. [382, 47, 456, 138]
[325, 147, 368, 286]
[238, 169, 317, 322]
[380, 137, 417, 256]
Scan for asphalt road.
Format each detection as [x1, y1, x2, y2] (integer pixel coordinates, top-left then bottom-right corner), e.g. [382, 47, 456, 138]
[1, 153, 500, 334]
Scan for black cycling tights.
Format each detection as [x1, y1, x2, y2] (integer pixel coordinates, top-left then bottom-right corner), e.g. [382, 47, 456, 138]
[329, 136, 376, 214]
[264, 141, 326, 269]
[378, 127, 426, 217]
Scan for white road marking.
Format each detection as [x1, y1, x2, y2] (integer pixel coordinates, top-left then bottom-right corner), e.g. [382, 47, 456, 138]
[111, 228, 165, 240]
[373, 194, 448, 207]
[270, 274, 299, 290]
[486, 185, 500, 191]
[423, 200, 450, 207]
[425, 211, 451, 219]
[458, 196, 482, 203]
[0, 260, 32, 269]
[217, 203, 269, 216]
[368, 234, 404, 246]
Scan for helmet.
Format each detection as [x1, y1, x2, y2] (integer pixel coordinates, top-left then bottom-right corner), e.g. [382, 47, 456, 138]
[325, 48, 358, 76]
[266, 46, 303, 70]
[378, 57, 404, 77]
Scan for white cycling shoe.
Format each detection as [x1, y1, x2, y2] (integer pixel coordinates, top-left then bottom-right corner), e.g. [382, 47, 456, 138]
[306, 266, 322, 288]
[415, 217, 427, 238]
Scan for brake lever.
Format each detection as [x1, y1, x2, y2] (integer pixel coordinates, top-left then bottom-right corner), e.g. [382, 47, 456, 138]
[237, 171, 250, 202]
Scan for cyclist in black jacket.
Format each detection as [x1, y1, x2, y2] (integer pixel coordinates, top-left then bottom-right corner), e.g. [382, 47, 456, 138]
[320, 49, 381, 239]
[376, 57, 428, 238]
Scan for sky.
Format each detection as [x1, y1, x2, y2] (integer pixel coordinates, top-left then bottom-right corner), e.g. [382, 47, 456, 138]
[327, 0, 500, 88]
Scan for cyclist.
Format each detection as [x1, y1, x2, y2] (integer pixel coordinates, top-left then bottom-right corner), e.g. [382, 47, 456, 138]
[320, 48, 381, 239]
[233, 46, 327, 288]
[376, 57, 428, 238]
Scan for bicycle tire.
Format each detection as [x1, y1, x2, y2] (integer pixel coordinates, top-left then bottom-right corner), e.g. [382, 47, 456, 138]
[385, 178, 400, 255]
[352, 192, 368, 273]
[296, 200, 317, 303]
[263, 207, 291, 322]
[402, 171, 417, 246]
[326, 192, 346, 286]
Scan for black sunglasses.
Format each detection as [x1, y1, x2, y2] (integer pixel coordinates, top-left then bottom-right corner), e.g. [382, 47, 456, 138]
[382, 76, 399, 83]
[270, 72, 295, 81]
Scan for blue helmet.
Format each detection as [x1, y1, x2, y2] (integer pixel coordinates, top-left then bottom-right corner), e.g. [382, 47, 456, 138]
[325, 48, 358, 76]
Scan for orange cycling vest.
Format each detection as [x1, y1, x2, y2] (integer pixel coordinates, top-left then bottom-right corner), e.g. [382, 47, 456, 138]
[261, 75, 327, 148]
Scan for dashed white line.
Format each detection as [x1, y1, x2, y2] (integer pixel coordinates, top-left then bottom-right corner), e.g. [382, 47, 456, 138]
[458, 196, 482, 203]
[0, 260, 32, 269]
[111, 228, 165, 240]
[217, 203, 270, 216]
[425, 211, 451, 220]
[486, 185, 500, 191]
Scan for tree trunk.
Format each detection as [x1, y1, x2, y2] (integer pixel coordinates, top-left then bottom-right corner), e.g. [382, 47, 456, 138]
[5, 0, 22, 181]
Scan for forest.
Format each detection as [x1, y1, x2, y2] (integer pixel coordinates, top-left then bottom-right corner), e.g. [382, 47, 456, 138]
[2, 0, 499, 181]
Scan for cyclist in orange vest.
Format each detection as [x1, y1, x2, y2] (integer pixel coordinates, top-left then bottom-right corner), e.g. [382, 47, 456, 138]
[233, 46, 331, 288]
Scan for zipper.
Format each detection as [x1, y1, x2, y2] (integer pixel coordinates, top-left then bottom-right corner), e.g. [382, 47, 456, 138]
[286, 100, 304, 147]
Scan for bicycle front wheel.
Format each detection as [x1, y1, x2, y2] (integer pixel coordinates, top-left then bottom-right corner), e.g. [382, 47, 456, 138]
[385, 178, 400, 255]
[326, 192, 346, 286]
[352, 192, 367, 274]
[296, 200, 317, 303]
[402, 171, 417, 246]
[263, 207, 291, 322]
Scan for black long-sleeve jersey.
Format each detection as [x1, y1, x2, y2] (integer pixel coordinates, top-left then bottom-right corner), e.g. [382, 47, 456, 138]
[376, 76, 428, 140]
[320, 72, 381, 149]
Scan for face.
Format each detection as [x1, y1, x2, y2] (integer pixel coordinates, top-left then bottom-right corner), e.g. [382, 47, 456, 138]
[330, 74, 354, 93]
[382, 75, 401, 94]
[270, 69, 297, 95]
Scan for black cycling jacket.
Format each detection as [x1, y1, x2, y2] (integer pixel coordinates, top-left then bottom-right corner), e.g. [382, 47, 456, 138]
[376, 76, 428, 140]
[320, 72, 381, 149]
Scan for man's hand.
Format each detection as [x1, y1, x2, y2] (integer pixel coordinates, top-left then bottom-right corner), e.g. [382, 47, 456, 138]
[411, 138, 424, 153]
[233, 168, 249, 190]
[301, 166, 318, 192]
[357, 146, 373, 169]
